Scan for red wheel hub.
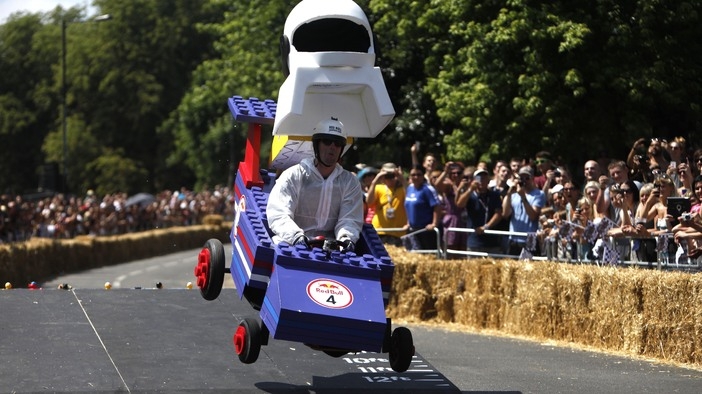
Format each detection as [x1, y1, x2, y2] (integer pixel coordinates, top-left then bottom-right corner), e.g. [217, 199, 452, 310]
[234, 325, 246, 355]
[194, 248, 211, 289]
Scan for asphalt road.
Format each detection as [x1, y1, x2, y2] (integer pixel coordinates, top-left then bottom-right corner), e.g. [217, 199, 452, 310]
[26, 246, 702, 393]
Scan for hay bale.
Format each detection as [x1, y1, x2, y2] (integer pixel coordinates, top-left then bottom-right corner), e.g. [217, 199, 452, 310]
[639, 271, 702, 364]
[385, 246, 702, 369]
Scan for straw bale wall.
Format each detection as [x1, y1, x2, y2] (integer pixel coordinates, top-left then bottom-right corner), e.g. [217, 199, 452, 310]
[385, 245, 702, 368]
[0, 216, 230, 285]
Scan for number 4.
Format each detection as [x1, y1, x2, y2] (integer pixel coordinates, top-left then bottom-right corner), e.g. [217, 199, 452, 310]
[326, 295, 336, 304]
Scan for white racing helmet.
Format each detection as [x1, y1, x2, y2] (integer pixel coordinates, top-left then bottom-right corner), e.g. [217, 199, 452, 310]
[312, 117, 346, 145]
[312, 117, 348, 166]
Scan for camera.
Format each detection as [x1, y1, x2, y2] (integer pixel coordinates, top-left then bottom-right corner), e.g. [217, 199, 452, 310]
[682, 212, 692, 221]
[575, 208, 581, 214]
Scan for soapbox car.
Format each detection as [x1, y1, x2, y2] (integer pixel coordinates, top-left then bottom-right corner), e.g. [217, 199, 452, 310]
[192, 97, 414, 373]
[193, 0, 412, 373]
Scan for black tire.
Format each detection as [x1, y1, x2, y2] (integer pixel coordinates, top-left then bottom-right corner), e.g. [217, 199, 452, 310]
[389, 327, 414, 373]
[234, 318, 262, 364]
[195, 239, 225, 301]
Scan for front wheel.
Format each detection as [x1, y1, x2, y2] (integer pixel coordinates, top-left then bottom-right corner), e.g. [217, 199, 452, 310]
[194, 239, 225, 301]
[389, 327, 414, 373]
[233, 318, 262, 364]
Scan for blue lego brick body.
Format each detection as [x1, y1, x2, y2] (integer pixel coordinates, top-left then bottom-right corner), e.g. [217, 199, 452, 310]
[228, 96, 277, 124]
[230, 167, 277, 303]
[261, 261, 387, 352]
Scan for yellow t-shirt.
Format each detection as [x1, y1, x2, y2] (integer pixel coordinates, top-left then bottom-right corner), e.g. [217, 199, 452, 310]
[371, 184, 407, 236]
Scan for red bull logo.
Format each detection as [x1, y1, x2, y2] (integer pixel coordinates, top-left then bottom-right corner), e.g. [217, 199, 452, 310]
[306, 278, 353, 309]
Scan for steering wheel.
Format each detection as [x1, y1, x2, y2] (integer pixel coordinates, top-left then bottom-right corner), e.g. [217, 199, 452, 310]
[306, 236, 342, 252]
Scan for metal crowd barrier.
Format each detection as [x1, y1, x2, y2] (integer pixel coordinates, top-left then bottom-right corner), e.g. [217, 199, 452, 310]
[374, 227, 444, 259]
[370, 224, 700, 271]
[445, 228, 547, 261]
[441, 226, 700, 271]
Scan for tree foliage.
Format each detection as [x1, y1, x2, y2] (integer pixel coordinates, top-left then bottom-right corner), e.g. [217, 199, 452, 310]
[158, 0, 289, 189]
[422, 0, 702, 166]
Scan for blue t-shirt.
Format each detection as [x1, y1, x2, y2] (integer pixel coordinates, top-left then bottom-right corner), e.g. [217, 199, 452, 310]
[508, 188, 546, 243]
[404, 183, 439, 229]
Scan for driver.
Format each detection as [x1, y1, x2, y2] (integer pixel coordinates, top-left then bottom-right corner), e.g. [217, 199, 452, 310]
[266, 117, 363, 252]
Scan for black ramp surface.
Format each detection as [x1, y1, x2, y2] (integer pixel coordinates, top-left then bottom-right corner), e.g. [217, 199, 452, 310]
[0, 290, 124, 392]
[0, 289, 457, 393]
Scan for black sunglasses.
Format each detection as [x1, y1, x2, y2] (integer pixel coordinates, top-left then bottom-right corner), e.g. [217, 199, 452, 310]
[319, 138, 345, 148]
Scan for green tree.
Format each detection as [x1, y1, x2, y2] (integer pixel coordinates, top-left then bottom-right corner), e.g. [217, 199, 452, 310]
[425, 0, 702, 167]
[0, 13, 59, 193]
[159, 0, 288, 189]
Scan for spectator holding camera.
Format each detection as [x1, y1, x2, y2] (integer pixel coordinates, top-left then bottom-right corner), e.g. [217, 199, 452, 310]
[650, 174, 679, 233]
[676, 161, 695, 197]
[595, 160, 640, 221]
[502, 166, 545, 255]
[457, 167, 503, 254]
[435, 161, 467, 251]
[366, 162, 407, 246]
[533, 151, 556, 190]
[672, 175, 702, 257]
[571, 197, 597, 260]
[627, 137, 670, 181]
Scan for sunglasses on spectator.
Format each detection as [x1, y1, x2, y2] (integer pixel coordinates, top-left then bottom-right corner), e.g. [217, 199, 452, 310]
[535, 158, 549, 164]
[696, 158, 702, 163]
[620, 188, 632, 194]
[563, 187, 574, 191]
[319, 138, 345, 148]
[450, 171, 461, 176]
[384, 173, 396, 179]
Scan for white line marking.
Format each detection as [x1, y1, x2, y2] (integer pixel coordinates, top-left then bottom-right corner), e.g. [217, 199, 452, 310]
[72, 290, 131, 393]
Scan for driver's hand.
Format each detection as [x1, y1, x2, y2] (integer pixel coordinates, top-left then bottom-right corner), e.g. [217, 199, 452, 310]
[293, 234, 310, 248]
[338, 238, 355, 253]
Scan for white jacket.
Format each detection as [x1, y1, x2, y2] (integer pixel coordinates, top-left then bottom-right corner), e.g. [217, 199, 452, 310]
[267, 158, 363, 244]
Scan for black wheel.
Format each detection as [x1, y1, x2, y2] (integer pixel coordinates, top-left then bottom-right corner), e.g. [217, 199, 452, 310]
[389, 327, 414, 373]
[194, 239, 225, 301]
[233, 318, 262, 364]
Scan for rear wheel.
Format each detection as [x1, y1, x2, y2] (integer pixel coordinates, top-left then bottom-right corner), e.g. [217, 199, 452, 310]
[194, 239, 225, 301]
[233, 318, 262, 364]
[389, 327, 414, 372]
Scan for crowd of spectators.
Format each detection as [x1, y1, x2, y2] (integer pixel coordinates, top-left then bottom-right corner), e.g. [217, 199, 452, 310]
[356, 137, 702, 265]
[4, 136, 702, 267]
[0, 186, 234, 244]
